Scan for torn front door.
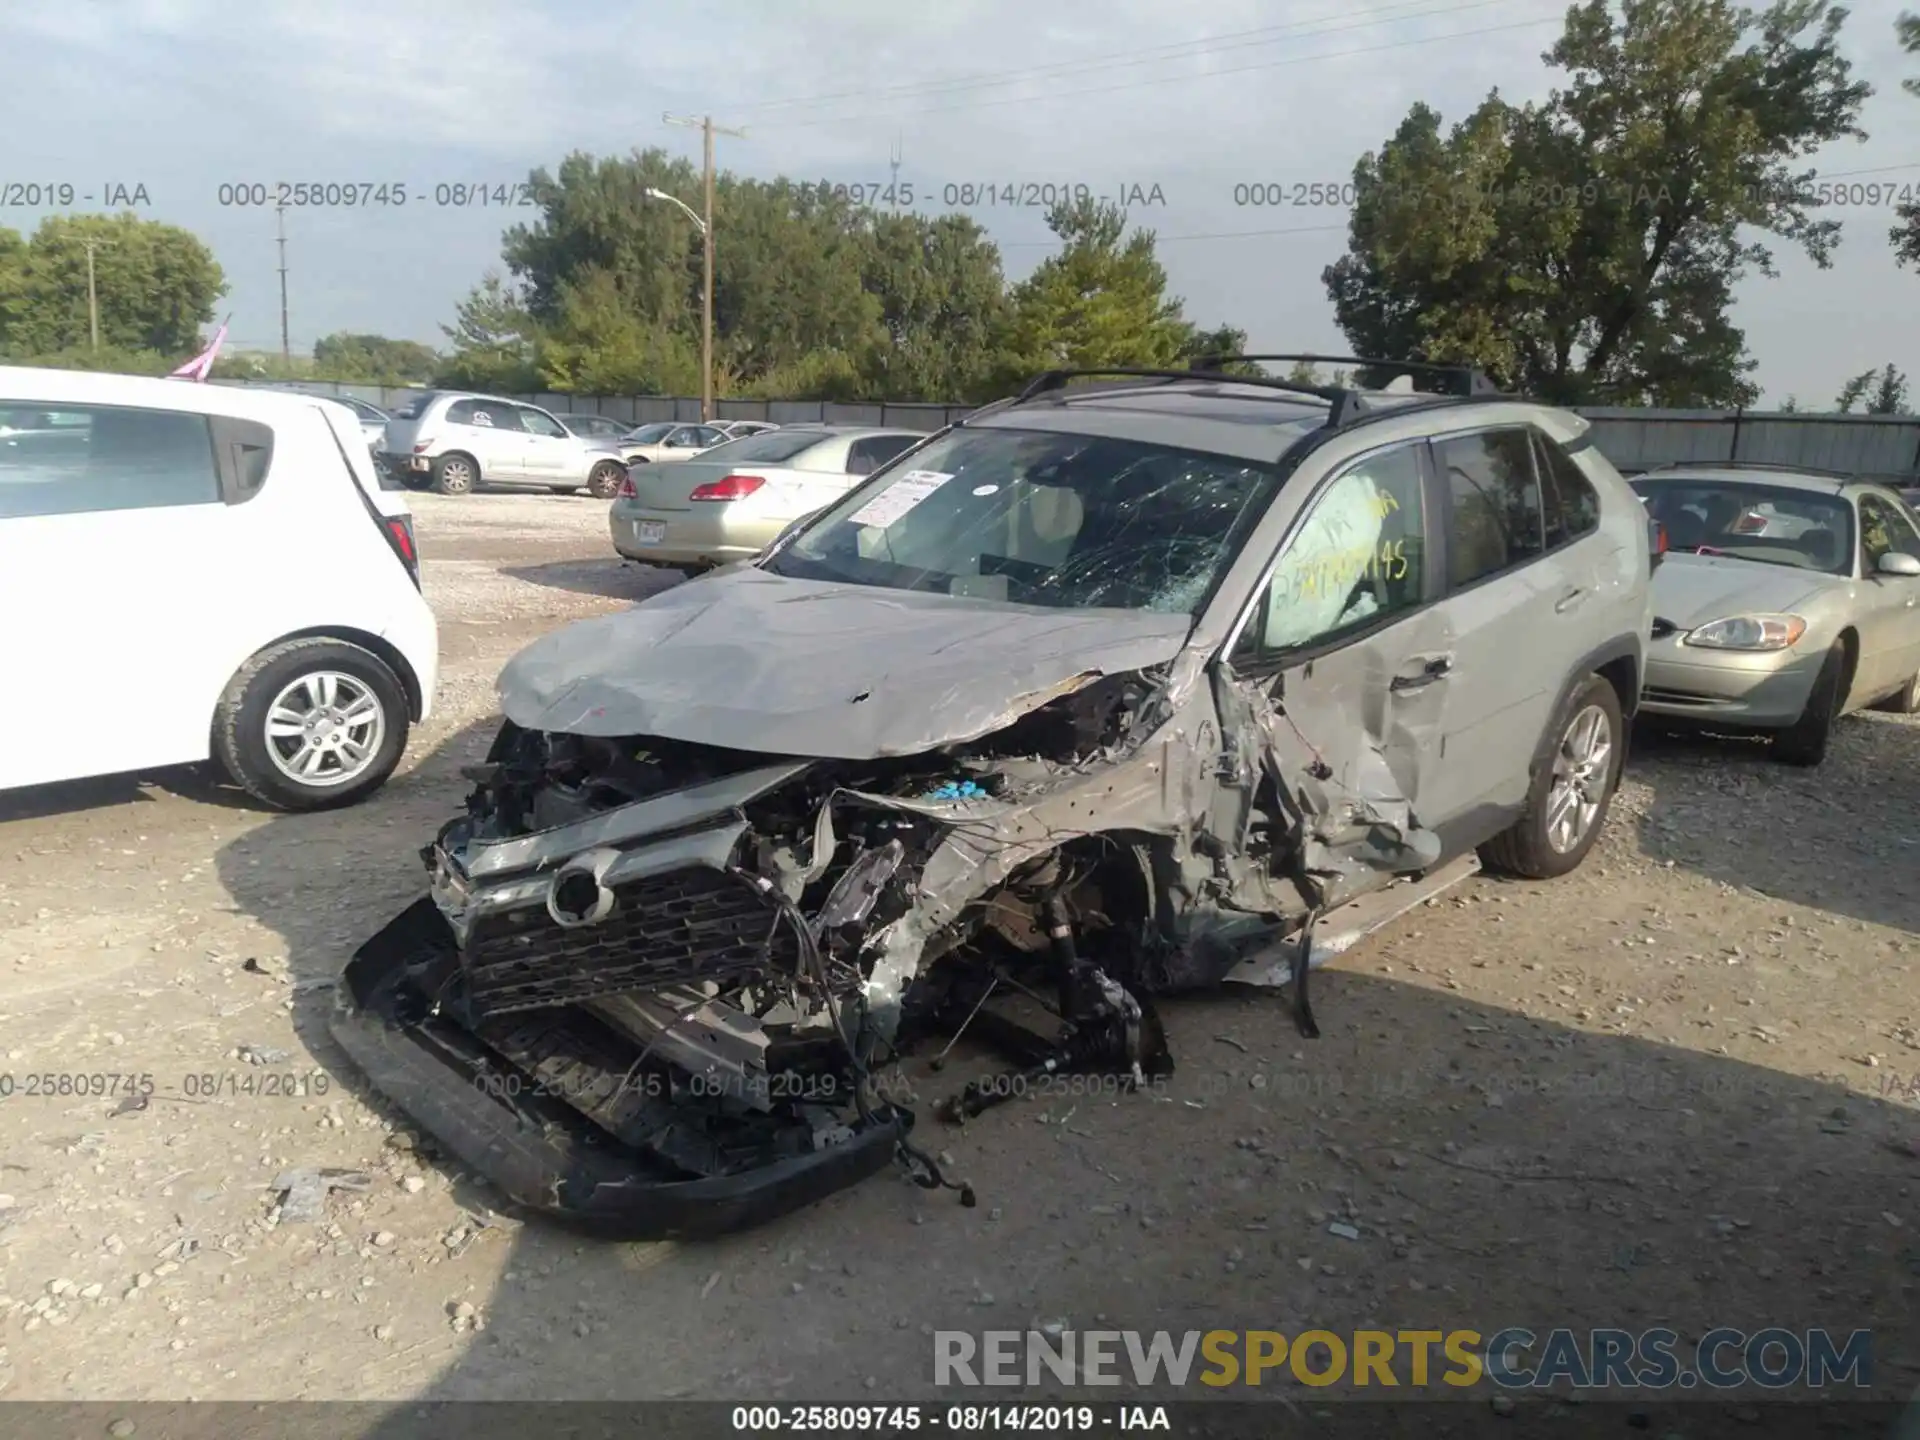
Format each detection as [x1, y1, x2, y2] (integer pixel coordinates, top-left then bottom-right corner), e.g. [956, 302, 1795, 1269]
[1223, 599, 1457, 911]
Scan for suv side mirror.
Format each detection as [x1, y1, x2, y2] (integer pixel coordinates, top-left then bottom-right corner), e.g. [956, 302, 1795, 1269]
[1877, 551, 1920, 577]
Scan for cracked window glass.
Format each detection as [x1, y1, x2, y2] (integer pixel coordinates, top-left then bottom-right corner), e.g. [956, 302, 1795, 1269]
[766, 426, 1282, 615]
[1249, 442, 1426, 653]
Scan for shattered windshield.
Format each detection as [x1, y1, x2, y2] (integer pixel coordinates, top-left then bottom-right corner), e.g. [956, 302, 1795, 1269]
[1632, 479, 1854, 574]
[763, 426, 1282, 614]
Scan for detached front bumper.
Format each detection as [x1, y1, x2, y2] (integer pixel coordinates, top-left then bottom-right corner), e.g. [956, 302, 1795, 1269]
[329, 896, 910, 1239]
[1639, 637, 1825, 728]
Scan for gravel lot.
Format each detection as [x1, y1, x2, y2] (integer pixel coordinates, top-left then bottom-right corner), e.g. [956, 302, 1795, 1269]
[0, 491, 1915, 1410]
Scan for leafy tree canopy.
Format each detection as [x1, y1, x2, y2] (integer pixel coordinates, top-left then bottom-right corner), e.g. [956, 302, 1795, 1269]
[1324, 0, 1869, 407]
[0, 212, 224, 361]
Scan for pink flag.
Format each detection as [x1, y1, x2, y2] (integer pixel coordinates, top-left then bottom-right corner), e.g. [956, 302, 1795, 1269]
[168, 321, 228, 382]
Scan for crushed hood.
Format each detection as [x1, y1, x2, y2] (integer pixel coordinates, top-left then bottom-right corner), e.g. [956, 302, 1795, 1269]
[495, 566, 1194, 759]
[1651, 554, 1839, 631]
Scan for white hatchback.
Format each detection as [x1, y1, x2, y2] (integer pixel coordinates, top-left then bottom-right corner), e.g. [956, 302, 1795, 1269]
[0, 367, 439, 810]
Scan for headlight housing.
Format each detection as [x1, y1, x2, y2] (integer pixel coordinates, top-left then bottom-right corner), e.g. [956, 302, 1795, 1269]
[1682, 614, 1808, 651]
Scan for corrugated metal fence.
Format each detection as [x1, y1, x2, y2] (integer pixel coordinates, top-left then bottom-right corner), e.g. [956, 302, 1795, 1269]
[227, 380, 1920, 483]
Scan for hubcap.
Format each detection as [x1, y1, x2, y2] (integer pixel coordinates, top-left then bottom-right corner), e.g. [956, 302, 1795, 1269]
[444, 460, 471, 488]
[264, 671, 386, 788]
[1544, 703, 1612, 854]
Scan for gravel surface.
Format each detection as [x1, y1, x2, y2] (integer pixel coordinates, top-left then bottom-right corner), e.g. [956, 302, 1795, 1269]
[0, 490, 1915, 1406]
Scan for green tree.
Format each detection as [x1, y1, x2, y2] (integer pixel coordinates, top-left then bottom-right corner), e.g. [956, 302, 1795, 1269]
[995, 198, 1193, 385]
[312, 332, 441, 384]
[1836, 363, 1911, 413]
[498, 153, 887, 393]
[1, 212, 225, 359]
[535, 267, 702, 394]
[858, 210, 1010, 400]
[208, 351, 316, 382]
[1323, 0, 1868, 407]
[1868, 365, 1911, 413]
[1775, 393, 1801, 411]
[1177, 324, 1269, 376]
[438, 271, 543, 392]
[1894, 12, 1920, 269]
[1833, 369, 1872, 411]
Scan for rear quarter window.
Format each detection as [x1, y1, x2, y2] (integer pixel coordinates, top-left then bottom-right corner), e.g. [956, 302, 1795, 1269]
[0, 401, 223, 518]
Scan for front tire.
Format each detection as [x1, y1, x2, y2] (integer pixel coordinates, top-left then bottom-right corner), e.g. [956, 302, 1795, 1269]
[212, 639, 410, 812]
[586, 461, 626, 499]
[1772, 641, 1846, 766]
[431, 453, 477, 496]
[1482, 674, 1624, 880]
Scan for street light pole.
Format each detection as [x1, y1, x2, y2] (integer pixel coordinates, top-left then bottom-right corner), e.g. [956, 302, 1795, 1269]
[662, 113, 745, 422]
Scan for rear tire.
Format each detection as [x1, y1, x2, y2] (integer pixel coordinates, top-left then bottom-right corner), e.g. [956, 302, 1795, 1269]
[1772, 641, 1846, 766]
[586, 461, 626, 499]
[431, 453, 477, 496]
[212, 638, 410, 812]
[1481, 674, 1624, 880]
[1870, 668, 1920, 715]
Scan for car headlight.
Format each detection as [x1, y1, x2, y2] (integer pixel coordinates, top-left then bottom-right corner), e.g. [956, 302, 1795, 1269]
[1681, 614, 1807, 651]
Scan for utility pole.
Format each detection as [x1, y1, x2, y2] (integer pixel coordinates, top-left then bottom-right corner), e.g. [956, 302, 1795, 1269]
[663, 113, 746, 422]
[889, 133, 903, 211]
[275, 201, 291, 364]
[82, 238, 109, 351]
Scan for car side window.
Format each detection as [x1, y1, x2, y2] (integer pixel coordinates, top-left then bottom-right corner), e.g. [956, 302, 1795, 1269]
[1860, 495, 1920, 568]
[519, 407, 566, 438]
[846, 435, 914, 475]
[1238, 442, 1428, 659]
[1533, 432, 1600, 548]
[1436, 429, 1545, 588]
[0, 401, 221, 519]
[446, 399, 501, 427]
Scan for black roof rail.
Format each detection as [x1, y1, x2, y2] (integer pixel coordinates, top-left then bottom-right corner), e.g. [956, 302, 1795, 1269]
[1003, 360, 1512, 437]
[1015, 367, 1344, 405]
[1189, 353, 1503, 398]
[1642, 459, 1855, 480]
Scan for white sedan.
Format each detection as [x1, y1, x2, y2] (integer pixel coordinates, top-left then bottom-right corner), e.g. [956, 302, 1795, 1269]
[620, 421, 729, 464]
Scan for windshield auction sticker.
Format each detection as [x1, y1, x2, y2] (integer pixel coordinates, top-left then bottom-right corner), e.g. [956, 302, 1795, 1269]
[849, 470, 955, 528]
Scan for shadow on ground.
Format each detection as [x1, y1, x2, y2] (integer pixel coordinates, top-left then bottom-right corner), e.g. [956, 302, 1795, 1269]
[502, 558, 689, 602]
[0, 761, 275, 823]
[203, 718, 1920, 1428]
[1630, 711, 1920, 935]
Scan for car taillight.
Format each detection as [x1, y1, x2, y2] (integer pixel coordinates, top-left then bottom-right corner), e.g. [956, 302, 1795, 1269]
[1731, 510, 1766, 533]
[383, 514, 421, 589]
[412, 441, 431, 453]
[689, 475, 765, 501]
[1649, 517, 1668, 572]
[616, 473, 636, 499]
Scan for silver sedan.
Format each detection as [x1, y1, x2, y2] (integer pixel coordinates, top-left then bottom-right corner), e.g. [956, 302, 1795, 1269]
[1634, 465, 1920, 765]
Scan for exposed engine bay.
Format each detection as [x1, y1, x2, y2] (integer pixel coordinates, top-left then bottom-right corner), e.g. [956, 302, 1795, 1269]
[333, 651, 1463, 1238]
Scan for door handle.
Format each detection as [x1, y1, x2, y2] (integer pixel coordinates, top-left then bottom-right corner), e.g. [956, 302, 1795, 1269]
[1390, 655, 1454, 691]
[1555, 587, 1587, 613]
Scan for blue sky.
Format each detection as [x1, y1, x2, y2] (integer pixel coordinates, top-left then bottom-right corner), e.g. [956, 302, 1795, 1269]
[1, 0, 1915, 405]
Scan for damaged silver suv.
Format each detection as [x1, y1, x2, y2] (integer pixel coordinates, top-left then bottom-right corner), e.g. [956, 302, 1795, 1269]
[333, 356, 1653, 1238]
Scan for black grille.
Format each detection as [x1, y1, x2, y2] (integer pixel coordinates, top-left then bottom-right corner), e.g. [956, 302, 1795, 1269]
[461, 866, 791, 1018]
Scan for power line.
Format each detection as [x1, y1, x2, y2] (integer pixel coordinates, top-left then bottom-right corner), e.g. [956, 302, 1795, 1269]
[767, 13, 1564, 130]
[728, 0, 1525, 118]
